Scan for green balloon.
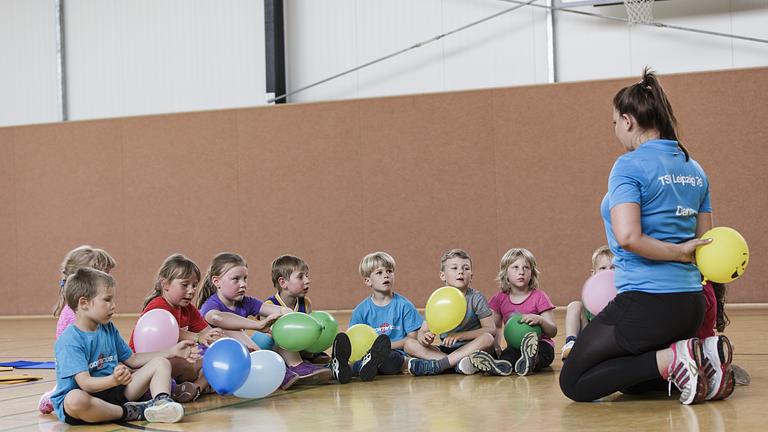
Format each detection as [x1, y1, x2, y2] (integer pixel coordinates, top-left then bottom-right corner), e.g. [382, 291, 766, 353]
[272, 312, 322, 352]
[305, 311, 339, 353]
[503, 313, 542, 349]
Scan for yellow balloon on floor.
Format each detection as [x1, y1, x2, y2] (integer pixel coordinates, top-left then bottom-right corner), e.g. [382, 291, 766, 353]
[425, 286, 467, 334]
[346, 324, 378, 362]
[696, 227, 749, 284]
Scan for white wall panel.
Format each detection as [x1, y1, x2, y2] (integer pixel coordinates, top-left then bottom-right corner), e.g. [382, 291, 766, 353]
[732, 0, 768, 67]
[284, 0, 359, 102]
[0, 0, 59, 127]
[65, 0, 266, 121]
[556, 0, 768, 82]
[442, 0, 548, 89]
[285, 0, 550, 103]
[354, 0, 445, 98]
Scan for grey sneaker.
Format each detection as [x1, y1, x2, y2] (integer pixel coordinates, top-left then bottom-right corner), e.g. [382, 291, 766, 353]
[514, 332, 539, 376]
[124, 396, 184, 423]
[455, 356, 478, 375]
[144, 397, 184, 423]
[407, 358, 441, 376]
[469, 350, 512, 376]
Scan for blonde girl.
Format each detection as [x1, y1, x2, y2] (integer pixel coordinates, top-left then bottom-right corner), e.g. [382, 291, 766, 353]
[482, 248, 557, 376]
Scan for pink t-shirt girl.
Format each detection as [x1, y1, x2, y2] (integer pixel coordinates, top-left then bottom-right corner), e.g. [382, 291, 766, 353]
[489, 289, 555, 347]
[55, 305, 76, 339]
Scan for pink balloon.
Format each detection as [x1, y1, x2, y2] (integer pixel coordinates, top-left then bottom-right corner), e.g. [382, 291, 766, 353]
[134, 309, 180, 353]
[582, 270, 617, 316]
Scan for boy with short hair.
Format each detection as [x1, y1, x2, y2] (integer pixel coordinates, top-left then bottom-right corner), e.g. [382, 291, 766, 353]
[266, 254, 352, 384]
[349, 252, 421, 380]
[561, 245, 615, 360]
[404, 249, 507, 375]
[52, 268, 199, 425]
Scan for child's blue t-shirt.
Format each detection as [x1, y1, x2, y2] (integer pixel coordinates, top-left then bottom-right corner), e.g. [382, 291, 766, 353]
[51, 322, 133, 421]
[199, 294, 264, 320]
[601, 139, 711, 294]
[349, 292, 423, 343]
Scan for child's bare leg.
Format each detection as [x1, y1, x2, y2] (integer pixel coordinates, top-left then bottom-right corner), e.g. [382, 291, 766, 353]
[62, 390, 122, 423]
[445, 333, 494, 366]
[169, 357, 198, 383]
[276, 348, 303, 367]
[170, 357, 208, 391]
[124, 357, 173, 401]
[565, 301, 584, 339]
[404, 339, 445, 360]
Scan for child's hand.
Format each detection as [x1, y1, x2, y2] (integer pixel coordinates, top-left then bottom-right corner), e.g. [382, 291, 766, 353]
[171, 340, 201, 363]
[279, 307, 292, 315]
[112, 364, 132, 385]
[519, 314, 543, 326]
[418, 331, 435, 346]
[256, 313, 281, 332]
[441, 334, 462, 348]
[199, 327, 225, 346]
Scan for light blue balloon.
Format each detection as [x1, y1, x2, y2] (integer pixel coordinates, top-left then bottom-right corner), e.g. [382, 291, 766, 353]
[233, 350, 286, 399]
[251, 331, 275, 350]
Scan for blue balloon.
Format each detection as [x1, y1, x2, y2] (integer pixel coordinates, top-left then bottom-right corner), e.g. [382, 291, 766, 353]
[234, 350, 286, 399]
[251, 331, 275, 350]
[202, 338, 250, 395]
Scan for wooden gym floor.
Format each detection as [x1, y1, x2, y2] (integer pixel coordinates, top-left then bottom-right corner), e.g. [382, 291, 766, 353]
[1, 307, 766, 432]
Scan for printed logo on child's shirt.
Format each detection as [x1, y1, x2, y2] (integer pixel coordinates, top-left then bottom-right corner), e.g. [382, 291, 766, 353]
[88, 353, 116, 371]
[375, 323, 400, 335]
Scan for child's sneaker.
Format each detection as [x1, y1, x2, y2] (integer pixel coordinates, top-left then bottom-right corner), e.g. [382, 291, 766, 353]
[701, 335, 735, 400]
[330, 333, 352, 384]
[561, 339, 575, 361]
[407, 358, 441, 376]
[171, 381, 201, 403]
[38, 388, 55, 414]
[455, 356, 478, 375]
[358, 335, 391, 382]
[280, 368, 300, 390]
[469, 350, 513, 376]
[123, 396, 184, 423]
[733, 364, 751, 386]
[514, 332, 539, 376]
[290, 361, 332, 385]
[667, 338, 709, 405]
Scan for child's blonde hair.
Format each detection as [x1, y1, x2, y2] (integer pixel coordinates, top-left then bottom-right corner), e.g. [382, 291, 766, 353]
[497, 248, 540, 293]
[64, 267, 115, 311]
[271, 255, 308, 291]
[142, 254, 201, 310]
[591, 245, 614, 270]
[359, 252, 396, 278]
[53, 245, 116, 317]
[439, 248, 472, 271]
[195, 252, 247, 309]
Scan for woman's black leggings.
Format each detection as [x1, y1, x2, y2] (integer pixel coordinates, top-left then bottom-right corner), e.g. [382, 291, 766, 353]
[559, 291, 705, 402]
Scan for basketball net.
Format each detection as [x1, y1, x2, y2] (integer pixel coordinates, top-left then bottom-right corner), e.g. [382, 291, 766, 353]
[624, 0, 654, 24]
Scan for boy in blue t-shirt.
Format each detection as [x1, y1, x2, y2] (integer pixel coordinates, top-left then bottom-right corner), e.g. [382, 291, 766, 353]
[52, 268, 199, 425]
[349, 252, 421, 380]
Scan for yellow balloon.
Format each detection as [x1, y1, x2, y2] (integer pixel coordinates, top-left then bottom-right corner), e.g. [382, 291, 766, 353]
[425, 286, 467, 334]
[346, 324, 378, 362]
[696, 227, 749, 283]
